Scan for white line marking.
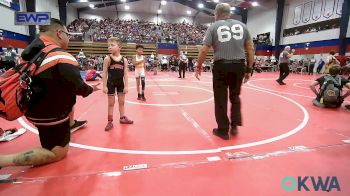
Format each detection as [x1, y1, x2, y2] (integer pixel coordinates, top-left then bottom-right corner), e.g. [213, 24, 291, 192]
[102, 172, 122, 177]
[293, 83, 310, 90]
[152, 91, 179, 95]
[207, 156, 221, 161]
[125, 85, 214, 106]
[181, 110, 215, 144]
[218, 86, 309, 151]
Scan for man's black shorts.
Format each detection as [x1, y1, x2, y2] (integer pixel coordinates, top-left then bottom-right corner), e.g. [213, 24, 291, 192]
[36, 120, 70, 150]
[107, 80, 124, 95]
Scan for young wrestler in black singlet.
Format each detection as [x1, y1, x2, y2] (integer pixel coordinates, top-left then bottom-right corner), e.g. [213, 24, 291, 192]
[102, 37, 133, 131]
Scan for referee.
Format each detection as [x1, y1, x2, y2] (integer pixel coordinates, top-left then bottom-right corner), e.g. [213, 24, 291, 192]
[178, 51, 188, 78]
[276, 46, 294, 85]
[195, 3, 254, 140]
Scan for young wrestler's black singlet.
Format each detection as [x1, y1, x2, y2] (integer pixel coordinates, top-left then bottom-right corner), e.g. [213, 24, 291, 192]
[107, 55, 125, 95]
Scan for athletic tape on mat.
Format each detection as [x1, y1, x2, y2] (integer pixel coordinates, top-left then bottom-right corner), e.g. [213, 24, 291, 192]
[207, 156, 221, 161]
[342, 140, 350, 144]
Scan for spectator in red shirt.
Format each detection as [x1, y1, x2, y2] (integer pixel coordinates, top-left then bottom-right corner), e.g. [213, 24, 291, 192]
[85, 66, 102, 81]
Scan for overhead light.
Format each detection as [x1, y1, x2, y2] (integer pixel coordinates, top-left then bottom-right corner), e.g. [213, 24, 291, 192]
[230, 7, 236, 10]
[79, 0, 88, 2]
[121, 0, 126, 2]
[161, 0, 167, 5]
[89, 4, 94, 8]
[187, 10, 192, 15]
[198, 3, 204, 8]
[213, 0, 219, 3]
[252, 2, 259, 6]
[125, 5, 130, 10]
[157, 9, 162, 14]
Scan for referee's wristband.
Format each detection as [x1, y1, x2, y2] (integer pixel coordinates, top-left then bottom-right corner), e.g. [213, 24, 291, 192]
[245, 67, 253, 73]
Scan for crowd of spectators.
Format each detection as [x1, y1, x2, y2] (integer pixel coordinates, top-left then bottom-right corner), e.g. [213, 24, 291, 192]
[67, 18, 207, 45]
[161, 22, 207, 45]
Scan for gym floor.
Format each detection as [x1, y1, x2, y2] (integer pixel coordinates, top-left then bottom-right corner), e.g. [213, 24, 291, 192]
[1, 71, 349, 195]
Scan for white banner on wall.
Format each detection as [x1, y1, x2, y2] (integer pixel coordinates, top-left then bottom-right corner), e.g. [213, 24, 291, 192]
[336, 0, 343, 15]
[293, 5, 303, 25]
[323, 0, 335, 18]
[289, 0, 343, 28]
[312, 0, 323, 21]
[0, 0, 10, 7]
[0, 0, 20, 11]
[302, 1, 312, 23]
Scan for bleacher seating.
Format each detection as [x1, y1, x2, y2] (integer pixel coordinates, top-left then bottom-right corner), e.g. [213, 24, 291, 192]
[66, 18, 214, 60]
[67, 42, 214, 60]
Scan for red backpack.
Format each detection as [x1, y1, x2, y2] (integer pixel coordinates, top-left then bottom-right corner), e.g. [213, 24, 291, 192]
[0, 45, 60, 121]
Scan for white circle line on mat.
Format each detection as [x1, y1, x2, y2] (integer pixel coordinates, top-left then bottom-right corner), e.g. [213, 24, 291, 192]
[19, 85, 309, 155]
[246, 78, 349, 103]
[293, 83, 310, 90]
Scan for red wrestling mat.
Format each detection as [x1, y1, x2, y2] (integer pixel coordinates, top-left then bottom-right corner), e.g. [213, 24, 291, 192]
[1, 72, 349, 195]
